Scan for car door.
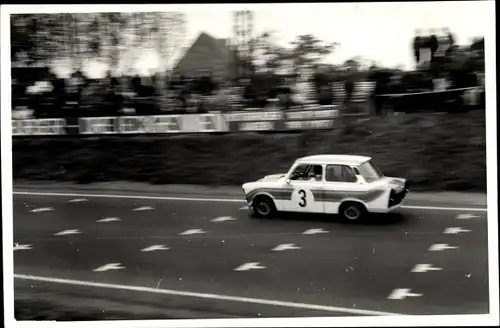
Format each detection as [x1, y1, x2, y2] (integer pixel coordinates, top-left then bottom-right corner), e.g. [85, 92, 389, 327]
[323, 164, 361, 214]
[285, 164, 325, 214]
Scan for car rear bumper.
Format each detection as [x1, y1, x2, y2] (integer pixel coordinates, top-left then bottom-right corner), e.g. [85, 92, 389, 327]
[388, 180, 411, 209]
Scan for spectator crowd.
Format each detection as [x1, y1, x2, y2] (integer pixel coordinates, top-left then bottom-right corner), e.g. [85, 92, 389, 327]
[11, 31, 485, 120]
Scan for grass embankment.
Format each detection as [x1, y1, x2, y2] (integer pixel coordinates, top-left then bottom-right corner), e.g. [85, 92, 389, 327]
[13, 112, 486, 192]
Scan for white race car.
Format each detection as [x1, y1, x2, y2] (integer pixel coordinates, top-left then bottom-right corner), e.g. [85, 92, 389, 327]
[242, 155, 410, 221]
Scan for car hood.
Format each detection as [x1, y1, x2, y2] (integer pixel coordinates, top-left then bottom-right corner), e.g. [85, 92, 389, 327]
[258, 173, 287, 182]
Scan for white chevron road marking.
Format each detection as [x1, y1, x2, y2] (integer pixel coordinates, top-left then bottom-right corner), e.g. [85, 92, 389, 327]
[54, 229, 81, 236]
[234, 262, 266, 272]
[93, 263, 125, 272]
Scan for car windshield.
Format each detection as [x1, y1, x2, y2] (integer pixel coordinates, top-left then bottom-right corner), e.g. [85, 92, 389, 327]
[357, 161, 384, 183]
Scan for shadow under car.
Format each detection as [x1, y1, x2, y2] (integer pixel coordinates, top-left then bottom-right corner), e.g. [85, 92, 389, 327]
[249, 210, 407, 226]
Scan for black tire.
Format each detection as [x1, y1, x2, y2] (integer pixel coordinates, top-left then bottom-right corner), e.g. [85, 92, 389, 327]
[252, 195, 277, 218]
[339, 201, 367, 222]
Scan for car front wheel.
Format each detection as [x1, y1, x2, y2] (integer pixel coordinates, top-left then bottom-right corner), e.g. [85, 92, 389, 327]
[252, 196, 276, 218]
[339, 202, 367, 222]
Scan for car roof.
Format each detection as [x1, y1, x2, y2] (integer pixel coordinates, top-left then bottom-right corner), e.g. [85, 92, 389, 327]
[295, 154, 372, 166]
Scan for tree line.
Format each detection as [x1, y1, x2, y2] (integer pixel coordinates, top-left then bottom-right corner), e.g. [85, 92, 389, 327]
[11, 12, 187, 101]
[11, 12, 186, 70]
[11, 13, 485, 114]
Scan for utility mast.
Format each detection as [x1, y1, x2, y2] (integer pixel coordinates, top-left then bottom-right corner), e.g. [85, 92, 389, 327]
[231, 10, 254, 83]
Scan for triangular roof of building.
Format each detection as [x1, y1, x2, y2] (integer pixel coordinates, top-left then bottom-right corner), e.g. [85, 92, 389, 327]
[174, 32, 231, 70]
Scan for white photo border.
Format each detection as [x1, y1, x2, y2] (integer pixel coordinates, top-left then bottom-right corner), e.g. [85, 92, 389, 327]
[2, 2, 498, 328]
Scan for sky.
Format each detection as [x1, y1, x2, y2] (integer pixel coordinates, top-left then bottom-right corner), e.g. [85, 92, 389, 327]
[178, 2, 488, 70]
[8, 2, 490, 78]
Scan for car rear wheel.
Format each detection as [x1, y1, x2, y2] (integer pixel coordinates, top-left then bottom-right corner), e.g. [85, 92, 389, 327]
[339, 202, 366, 222]
[252, 196, 276, 218]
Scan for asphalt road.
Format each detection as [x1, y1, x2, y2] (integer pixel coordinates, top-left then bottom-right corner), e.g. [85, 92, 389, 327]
[12, 187, 489, 319]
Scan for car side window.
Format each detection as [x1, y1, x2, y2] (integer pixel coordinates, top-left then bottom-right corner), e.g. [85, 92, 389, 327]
[326, 165, 357, 183]
[290, 164, 309, 181]
[342, 166, 358, 182]
[306, 165, 323, 181]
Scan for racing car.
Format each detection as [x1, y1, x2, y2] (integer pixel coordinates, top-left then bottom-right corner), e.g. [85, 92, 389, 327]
[242, 155, 410, 221]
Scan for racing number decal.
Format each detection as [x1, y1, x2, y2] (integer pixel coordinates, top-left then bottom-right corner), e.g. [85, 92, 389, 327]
[298, 189, 307, 207]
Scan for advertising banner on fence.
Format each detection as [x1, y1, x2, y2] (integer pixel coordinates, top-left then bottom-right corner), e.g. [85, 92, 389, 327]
[284, 106, 340, 130]
[225, 105, 340, 132]
[11, 107, 340, 136]
[78, 113, 228, 135]
[224, 110, 284, 131]
[12, 118, 69, 136]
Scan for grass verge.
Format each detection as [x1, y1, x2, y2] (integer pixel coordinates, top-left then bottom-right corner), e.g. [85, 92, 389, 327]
[12, 112, 486, 192]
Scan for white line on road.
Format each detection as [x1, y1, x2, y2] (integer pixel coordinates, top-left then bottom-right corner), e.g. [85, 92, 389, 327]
[14, 273, 404, 316]
[14, 191, 244, 203]
[13, 191, 487, 212]
[401, 205, 486, 212]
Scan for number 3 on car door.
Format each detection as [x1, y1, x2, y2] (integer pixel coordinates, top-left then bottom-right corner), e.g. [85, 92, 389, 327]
[288, 187, 314, 212]
[298, 189, 307, 207]
[288, 184, 324, 213]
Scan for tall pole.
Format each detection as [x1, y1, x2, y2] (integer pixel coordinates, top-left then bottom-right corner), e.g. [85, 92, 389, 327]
[232, 10, 254, 84]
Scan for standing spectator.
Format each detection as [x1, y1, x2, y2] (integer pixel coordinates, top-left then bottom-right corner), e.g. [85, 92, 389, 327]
[48, 73, 66, 118]
[388, 73, 404, 113]
[318, 84, 333, 106]
[65, 70, 86, 117]
[432, 71, 451, 112]
[104, 77, 123, 116]
[428, 29, 439, 63]
[433, 71, 450, 91]
[11, 77, 25, 110]
[443, 27, 455, 57]
[80, 78, 106, 117]
[370, 68, 391, 116]
[131, 75, 142, 96]
[413, 29, 422, 65]
[243, 78, 257, 108]
[478, 72, 485, 109]
[208, 83, 229, 112]
[436, 28, 450, 58]
[179, 78, 192, 112]
[344, 73, 355, 107]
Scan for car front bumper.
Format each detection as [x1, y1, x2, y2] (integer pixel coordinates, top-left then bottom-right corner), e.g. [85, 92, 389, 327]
[243, 187, 254, 212]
